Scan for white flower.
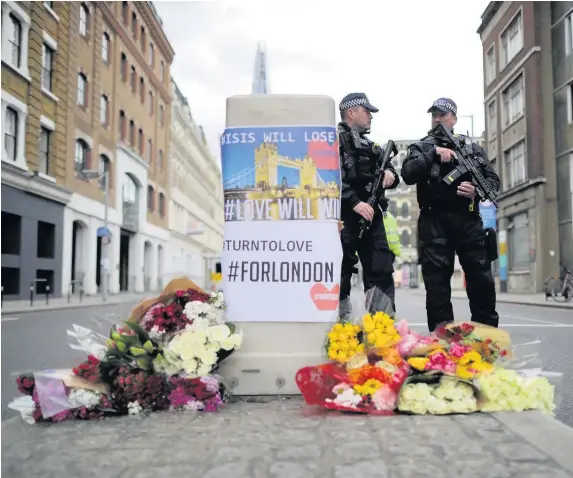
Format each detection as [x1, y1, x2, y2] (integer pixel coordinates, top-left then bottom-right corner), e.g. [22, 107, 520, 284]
[207, 325, 231, 343]
[128, 401, 143, 415]
[220, 332, 243, 351]
[195, 347, 218, 366]
[149, 325, 164, 341]
[210, 291, 225, 309]
[68, 389, 102, 409]
[196, 362, 213, 377]
[184, 301, 211, 320]
[332, 388, 363, 408]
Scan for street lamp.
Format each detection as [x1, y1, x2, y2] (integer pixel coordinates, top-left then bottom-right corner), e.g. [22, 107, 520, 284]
[457, 114, 475, 139]
[82, 163, 110, 302]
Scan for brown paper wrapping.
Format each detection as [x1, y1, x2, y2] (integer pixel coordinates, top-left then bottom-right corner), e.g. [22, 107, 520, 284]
[446, 321, 512, 359]
[62, 374, 108, 394]
[129, 277, 207, 324]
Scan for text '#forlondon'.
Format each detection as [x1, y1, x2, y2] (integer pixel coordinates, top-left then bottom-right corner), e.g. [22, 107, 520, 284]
[227, 260, 334, 283]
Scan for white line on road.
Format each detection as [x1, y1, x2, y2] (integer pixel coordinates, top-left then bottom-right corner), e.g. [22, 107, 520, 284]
[1, 317, 20, 322]
[406, 323, 573, 328]
[500, 314, 567, 326]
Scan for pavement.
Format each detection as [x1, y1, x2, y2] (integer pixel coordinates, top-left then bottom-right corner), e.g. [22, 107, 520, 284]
[2, 398, 573, 477]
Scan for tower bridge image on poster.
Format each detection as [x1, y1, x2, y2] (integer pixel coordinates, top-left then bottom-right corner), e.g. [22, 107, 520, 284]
[221, 126, 341, 222]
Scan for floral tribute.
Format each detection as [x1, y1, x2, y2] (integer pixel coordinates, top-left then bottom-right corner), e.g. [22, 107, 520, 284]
[9, 278, 242, 424]
[296, 286, 560, 417]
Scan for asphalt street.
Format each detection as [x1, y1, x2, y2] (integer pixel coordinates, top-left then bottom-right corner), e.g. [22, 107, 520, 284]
[2, 290, 572, 427]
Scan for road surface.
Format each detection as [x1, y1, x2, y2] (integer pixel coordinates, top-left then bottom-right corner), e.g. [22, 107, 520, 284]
[2, 290, 572, 427]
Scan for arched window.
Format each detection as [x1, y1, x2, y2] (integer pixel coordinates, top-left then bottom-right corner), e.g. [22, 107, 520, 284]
[99, 155, 111, 190]
[147, 185, 155, 211]
[74, 139, 89, 172]
[119, 110, 126, 140]
[77, 73, 87, 106]
[401, 202, 409, 218]
[149, 43, 154, 65]
[139, 77, 145, 102]
[138, 128, 144, 154]
[159, 193, 166, 217]
[158, 149, 163, 170]
[122, 1, 128, 24]
[389, 200, 398, 217]
[79, 4, 89, 36]
[122, 174, 137, 204]
[102, 32, 110, 62]
[401, 230, 410, 247]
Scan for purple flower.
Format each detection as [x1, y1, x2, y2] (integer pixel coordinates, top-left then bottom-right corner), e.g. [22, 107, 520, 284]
[168, 386, 191, 409]
[200, 376, 220, 394]
[204, 394, 223, 412]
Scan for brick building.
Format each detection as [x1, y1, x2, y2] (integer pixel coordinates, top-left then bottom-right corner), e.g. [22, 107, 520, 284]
[1, 1, 72, 300]
[60, 1, 175, 296]
[478, 1, 572, 292]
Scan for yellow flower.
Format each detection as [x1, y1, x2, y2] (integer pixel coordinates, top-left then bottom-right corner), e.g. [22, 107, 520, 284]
[327, 331, 339, 342]
[363, 314, 375, 333]
[367, 332, 377, 344]
[337, 350, 349, 363]
[349, 338, 359, 348]
[471, 361, 494, 374]
[408, 357, 429, 371]
[386, 325, 398, 336]
[456, 364, 475, 380]
[459, 350, 482, 365]
[328, 349, 338, 360]
[354, 379, 383, 396]
[333, 324, 343, 333]
[356, 344, 365, 354]
[375, 335, 394, 349]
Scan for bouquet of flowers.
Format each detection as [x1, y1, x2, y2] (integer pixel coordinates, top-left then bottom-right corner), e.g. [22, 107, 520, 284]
[397, 374, 479, 415]
[8, 278, 241, 424]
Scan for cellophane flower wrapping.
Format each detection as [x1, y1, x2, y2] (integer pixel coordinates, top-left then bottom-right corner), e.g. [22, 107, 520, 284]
[475, 336, 562, 415]
[9, 277, 241, 424]
[299, 286, 409, 414]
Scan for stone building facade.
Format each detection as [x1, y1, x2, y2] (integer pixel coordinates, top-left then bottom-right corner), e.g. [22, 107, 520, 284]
[167, 79, 224, 288]
[1, 1, 72, 300]
[59, 1, 175, 296]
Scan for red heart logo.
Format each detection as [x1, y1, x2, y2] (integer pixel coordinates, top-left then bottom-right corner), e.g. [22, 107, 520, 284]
[307, 140, 339, 170]
[310, 283, 340, 310]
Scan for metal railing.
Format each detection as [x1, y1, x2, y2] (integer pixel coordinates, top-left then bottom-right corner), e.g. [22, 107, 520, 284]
[68, 279, 84, 304]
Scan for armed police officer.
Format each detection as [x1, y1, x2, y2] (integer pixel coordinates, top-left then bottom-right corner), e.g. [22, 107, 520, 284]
[338, 93, 400, 312]
[401, 97, 500, 332]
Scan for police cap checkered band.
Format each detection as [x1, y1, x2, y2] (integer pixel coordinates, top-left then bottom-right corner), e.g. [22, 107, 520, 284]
[339, 93, 379, 113]
[427, 97, 457, 115]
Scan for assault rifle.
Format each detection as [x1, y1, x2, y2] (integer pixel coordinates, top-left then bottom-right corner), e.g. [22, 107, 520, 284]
[358, 139, 398, 239]
[433, 123, 500, 209]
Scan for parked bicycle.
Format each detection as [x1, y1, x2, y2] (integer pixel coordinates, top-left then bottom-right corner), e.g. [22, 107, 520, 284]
[544, 264, 573, 302]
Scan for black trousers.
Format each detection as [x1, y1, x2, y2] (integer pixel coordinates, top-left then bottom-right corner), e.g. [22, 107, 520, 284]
[339, 208, 396, 311]
[418, 211, 499, 332]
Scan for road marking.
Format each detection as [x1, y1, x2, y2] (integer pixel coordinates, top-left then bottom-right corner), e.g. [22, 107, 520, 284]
[1, 317, 20, 322]
[405, 322, 573, 328]
[500, 313, 567, 326]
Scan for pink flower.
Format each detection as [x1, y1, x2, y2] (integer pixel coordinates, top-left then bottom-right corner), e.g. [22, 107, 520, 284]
[427, 351, 457, 374]
[168, 386, 191, 408]
[372, 385, 397, 411]
[450, 342, 472, 359]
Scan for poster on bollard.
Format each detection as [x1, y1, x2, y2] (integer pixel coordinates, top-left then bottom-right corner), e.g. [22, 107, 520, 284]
[220, 125, 342, 322]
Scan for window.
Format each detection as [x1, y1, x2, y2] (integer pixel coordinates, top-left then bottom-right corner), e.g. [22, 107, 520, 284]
[400, 230, 410, 247]
[566, 13, 573, 56]
[44, 1, 53, 7]
[42, 43, 54, 90]
[119, 110, 126, 140]
[158, 149, 163, 170]
[140, 26, 146, 50]
[140, 77, 145, 102]
[502, 75, 524, 126]
[149, 43, 154, 65]
[121, 53, 127, 81]
[389, 201, 397, 217]
[508, 213, 529, 270]
[77, 73, 87, 106]
[37, 221, 55, 259]
[129, 120, 135, 145]
[148, 91, 154, 114]
[6, 14, 22, 67]
[160, 105, 164, 126]
[147, 139, 152, 163]
[100, 95, 109, 125]
[503, 140, 526, 190]
[122, 1, 128, 24]
[500, 11, 523, 68]
[138, 128, 144, 153]
[159, 193, 166, 217]
[122, 174, 137, 203]
[400, 202, 409, 218]
[487, 100, 497, 139]
[102, 32, 110, 62]
[4, 108, 18, 162]
[147, 185, 155, 211]
[131, 12, 137, 36]
[79, 4, 89, 37]
[160, 60, 165, 81]
[485, 46, 496, 85]
[74, 139, 89, 172]
[39, 127, 51, 174]
[130, 66, 136, 91]
[569, 82, 573, 124]
[1, 212, 21, 255]
[99, 155, 110, 190]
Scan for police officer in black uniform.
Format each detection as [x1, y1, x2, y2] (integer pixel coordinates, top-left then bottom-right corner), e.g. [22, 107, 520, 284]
[338, 93, 400, 311]
[401, 97, 500, 332]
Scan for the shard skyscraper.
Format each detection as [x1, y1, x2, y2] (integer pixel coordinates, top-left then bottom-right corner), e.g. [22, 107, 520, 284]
[251, 41, 269, 94]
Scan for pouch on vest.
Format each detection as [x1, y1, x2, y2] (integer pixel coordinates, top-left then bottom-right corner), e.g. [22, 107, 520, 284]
[383, 212, 401, 258]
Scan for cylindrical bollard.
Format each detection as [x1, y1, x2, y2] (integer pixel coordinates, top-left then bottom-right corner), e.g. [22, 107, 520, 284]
[30, 285, 34, 306]
[46, 285, 50, 304]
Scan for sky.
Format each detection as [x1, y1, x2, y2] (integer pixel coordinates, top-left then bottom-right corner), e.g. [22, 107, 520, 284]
[155, 0, 491, 162]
